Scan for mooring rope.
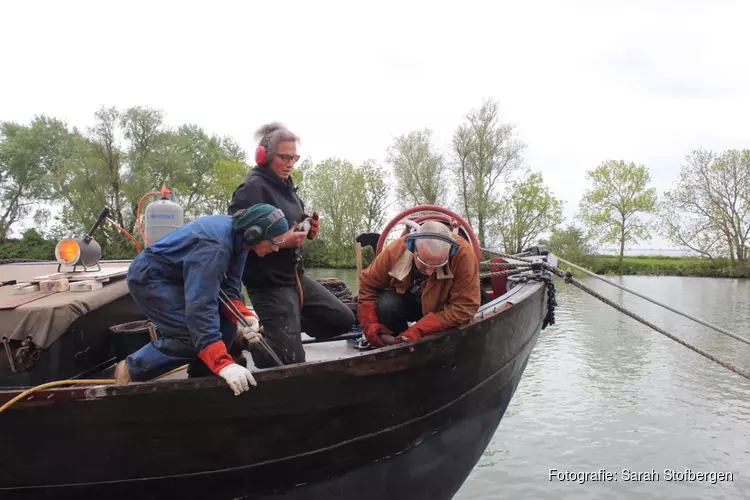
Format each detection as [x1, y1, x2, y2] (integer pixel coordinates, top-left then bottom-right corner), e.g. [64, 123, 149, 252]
[479, 267, 532, 279]
[479, 246, 750, 381]
[479, 262, 530, 270]
[480, 247, 750, 348]
[554, 256, 750, 348]
[480, 248, 536, 263]
[546, 267, 750, 382]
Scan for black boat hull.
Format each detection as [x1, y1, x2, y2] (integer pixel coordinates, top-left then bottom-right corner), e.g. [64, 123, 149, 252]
[0, 281, 546, 500]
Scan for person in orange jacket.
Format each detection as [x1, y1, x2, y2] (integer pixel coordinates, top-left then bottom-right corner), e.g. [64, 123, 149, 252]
[357, 220, 481, 347]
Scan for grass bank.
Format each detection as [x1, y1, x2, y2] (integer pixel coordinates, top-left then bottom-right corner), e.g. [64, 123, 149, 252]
[572, 255, 750, 278]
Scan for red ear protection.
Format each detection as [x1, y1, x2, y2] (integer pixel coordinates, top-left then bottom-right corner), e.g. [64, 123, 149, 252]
[255, 146, 267, 165]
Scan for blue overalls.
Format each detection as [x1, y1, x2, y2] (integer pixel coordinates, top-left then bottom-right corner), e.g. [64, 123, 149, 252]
[124, 215, 249, 381]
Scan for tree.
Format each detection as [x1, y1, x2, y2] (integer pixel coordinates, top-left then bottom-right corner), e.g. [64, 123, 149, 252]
[578, 160, 657, 274]
[202, 159, 250, 215]
[298, 157, 393, 267]
[386, 129, 447, 208]
[491, 172, 564, 254]
[0, 116, 75, 240]
[538, 223, 593, 263]
[163, 124, 240, 219]
[452, 99, 525, 247]
[660, 149, 750, 264]
[359, 160, 391, 232]
[301, 158, 364, 249]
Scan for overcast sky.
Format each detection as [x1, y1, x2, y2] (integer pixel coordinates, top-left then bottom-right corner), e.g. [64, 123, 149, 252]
[2, 0, 749, 248]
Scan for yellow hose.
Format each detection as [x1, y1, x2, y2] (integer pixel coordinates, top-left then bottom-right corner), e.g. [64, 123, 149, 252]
[0, 364, 189, 413]
[294, 265, 304, 309]
[0, 379, 115, 413]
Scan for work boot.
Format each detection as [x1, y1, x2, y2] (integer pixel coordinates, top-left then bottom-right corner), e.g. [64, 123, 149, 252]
[114, 360, 131, 384]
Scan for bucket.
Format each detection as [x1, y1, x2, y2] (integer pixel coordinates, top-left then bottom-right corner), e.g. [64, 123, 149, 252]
[110, 320, 158, 361]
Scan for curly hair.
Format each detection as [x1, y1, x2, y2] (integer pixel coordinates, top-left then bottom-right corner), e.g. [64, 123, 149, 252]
[255, 122, 300, 165]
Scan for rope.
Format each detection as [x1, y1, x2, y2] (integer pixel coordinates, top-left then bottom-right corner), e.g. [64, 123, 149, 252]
[548, 267, 750, 382]
[555, 257, 750, 348]
[479, 267, 532, 279]
[479, 262, 530, 270]
[481, 248, 536, 263]
[294, 265, 304, 309]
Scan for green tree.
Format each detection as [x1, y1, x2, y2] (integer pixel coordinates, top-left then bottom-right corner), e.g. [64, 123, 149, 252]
[578, 160, 657, 274]
[491, 172, 564, 254]
[298, 157, 393, 267]
[202, 159, 250, 215]
[301, 158, 363, 249]
[386, 129, 447, 208]
[55, 107, 136, 256]
[660, 148, 750, 264]
[0, 116, 75, 240]
[538, 223, 593, 263]
[359, 160, 391, 232]
[452, 98, 525, 247]
[0, 229, 57, 260]
[162, 124, 243, 219]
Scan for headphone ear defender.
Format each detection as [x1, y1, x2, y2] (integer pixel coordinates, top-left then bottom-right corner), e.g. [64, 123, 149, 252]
[255, 146, 267, 166]
[243, 225, 263, 246]
[405, 233, 459, 257]
[405, 236, 416, 253]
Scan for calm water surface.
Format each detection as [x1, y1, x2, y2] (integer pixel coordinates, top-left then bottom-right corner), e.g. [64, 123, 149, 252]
[306, 268, 750, 500]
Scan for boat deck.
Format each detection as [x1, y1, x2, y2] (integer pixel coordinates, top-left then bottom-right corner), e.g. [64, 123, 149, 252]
[156, 333, 367, 381]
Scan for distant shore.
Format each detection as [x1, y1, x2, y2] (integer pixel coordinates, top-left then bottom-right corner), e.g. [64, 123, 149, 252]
[570, 255, 749, 278]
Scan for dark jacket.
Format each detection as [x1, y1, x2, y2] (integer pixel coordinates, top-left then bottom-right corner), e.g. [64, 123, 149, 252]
[228, 165, 306, 290]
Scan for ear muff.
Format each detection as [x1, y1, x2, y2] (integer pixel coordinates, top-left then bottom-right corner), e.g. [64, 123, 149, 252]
[405, 232, 459, 257]
[241, 208, 286, 246]
[243, 225, 264, 246]
[255, 146, 267, 166]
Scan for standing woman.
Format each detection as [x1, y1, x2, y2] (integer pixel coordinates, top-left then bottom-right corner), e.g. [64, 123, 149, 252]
[228, 122, 354, 368]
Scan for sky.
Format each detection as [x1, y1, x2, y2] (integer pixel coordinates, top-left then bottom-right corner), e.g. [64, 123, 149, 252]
[2, 0, 750, 249]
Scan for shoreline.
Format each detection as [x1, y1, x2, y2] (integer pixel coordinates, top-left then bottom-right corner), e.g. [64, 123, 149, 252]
[308, 255, 750, 279]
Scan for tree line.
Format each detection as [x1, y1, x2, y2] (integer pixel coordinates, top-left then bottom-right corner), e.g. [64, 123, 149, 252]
[1, 101, 749, 274]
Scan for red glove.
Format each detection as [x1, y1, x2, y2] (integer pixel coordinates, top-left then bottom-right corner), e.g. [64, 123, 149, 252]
[357, 300, 391, 347]
[197, 340, 235, 375]
[395, 313, 444, 343]
[357, 300, 378, 331]
[307, 211, 319, 240]
[222, 299, 257, 325]
[364, 323, 394, 348]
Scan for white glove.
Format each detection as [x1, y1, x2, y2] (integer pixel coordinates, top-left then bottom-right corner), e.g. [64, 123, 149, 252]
[218, 363, 257, 395]
[237, 316, 262, 343]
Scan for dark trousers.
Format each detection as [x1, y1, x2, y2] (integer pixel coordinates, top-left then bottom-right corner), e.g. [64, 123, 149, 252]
[248, 276, 355, 368]
[375, 289, 424, 335]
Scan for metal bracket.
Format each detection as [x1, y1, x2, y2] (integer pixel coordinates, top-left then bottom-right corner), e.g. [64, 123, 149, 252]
[2, 337, 17, 373]
[2, 336, 40, 373]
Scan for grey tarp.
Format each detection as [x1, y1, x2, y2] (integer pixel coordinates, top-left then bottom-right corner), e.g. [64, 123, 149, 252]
[0, 261, 133, 348]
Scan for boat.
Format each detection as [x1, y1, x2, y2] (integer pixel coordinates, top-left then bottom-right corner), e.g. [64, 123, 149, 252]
[0, 205, 557, 500]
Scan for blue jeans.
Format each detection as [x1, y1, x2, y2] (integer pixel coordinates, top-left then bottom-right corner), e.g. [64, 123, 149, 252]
[124, 254, 237, 382]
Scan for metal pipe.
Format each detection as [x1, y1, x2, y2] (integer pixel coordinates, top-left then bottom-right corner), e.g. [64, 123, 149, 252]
[218, 291, 284, 367]
[301, 332, 363, 344]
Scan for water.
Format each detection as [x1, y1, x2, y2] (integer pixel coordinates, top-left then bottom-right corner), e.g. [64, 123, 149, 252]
[306, 268, 750, 499]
